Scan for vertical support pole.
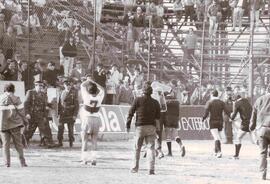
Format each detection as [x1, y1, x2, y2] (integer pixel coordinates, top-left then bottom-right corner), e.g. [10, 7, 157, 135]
[199, 3, 207, 103]
[92, 0, 97, 75]
[147, 16, 152, 81]
[27, 0, 31, 87]
[249, 3, 255, 102]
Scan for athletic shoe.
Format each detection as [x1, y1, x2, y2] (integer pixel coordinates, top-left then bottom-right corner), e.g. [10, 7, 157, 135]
[130, 168, 138, 173]
[158, 152, 164, 159]
[180, 146, 186, 157]
[216, 152, 222, 158]
[148, 170, 155, 175]
[21, 163, 28, 167]
[91, 160, 97, 166]
[231, 156, 239, 160]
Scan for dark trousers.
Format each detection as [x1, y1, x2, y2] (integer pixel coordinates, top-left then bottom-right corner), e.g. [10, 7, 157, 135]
[25, 117, 53, 143]
[224, 114, 233, 142]
[0, 127, 25, 166]
[57, 119, 75, 143]
[258, 127, 270, 173]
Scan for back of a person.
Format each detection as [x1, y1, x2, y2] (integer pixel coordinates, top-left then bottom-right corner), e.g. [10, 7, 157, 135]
[209, 99, 225, 122]
[135, 95, 158, 125]
[255, 93, 270, 127]
[237, 98, 252, 122]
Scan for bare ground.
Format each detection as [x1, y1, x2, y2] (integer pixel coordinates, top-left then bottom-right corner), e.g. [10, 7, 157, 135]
[0, 139, 269, 184]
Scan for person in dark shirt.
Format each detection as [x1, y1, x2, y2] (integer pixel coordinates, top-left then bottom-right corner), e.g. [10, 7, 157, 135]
[202, 90, 230, 158]
[223, 86, 234, 144]
[93, 63, 106, 88]
[126, 81, 160, 175]
[230, 92, 253, 159]
[43, 62, 60, 87]
[1, 60, 18, 81]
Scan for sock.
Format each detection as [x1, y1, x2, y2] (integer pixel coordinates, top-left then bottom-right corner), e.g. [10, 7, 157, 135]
[167, 141, 172, 155]
[235, 144, 241, 157]
[175, 137, 183, 147]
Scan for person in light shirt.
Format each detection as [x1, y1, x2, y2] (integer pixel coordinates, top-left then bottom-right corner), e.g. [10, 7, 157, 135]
[80, 75, 105, 166]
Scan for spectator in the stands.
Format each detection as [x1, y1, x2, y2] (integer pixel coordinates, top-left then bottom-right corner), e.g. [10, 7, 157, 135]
[9, 10, 23, 36]
[219, 0, 231, 30]
[231, 0, 248, 31]
[183, 0, 195, 25]
[207, 0, 221, 39]
[32, 60, 41, 77]
[14, 51, 22, 71]
[249, 0, 264, 31]
[126, 22, 135, 55]
[25, 11, 43, 37]
[43, 62, 60, 87]
[116, 75, 134, 105]
[70, 59, 86, 82]
[3, 0, 20, 26]
[93, 63, 107, 88]
[1, 59, 18, 80]
[1, 26, 16, 60]
[195, 0, 205, 25]
[109, 64, 122, 97]
[0, 14, 5, 39]
[173, 0, 184, 23]
[128, 67, 144, 90]
[18, 61, 33, 91]
[182, 28, 197, 72]
[61, 36, 77, 77]
[132, 6, 146, 27]
[155, 2, 164, 28]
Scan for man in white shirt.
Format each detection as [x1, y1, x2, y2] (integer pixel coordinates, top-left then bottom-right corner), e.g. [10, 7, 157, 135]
[80, 75, 105, 166]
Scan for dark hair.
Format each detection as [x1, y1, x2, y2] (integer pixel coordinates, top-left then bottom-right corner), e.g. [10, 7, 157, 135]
[143, 81, 153, 95]
[212, 90, 218, 97]
[88, 82, 98, 95]
[4, 83, 15, 93]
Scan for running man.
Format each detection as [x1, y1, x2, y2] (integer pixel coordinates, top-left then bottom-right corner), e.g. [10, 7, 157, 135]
[80, 75, 105, 165]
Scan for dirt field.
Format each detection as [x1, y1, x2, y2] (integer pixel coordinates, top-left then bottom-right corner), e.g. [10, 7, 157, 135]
[0, 139, 269, 184]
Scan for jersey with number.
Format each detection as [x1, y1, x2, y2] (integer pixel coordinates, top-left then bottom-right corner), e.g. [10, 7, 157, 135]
[81, 82, 105, 117]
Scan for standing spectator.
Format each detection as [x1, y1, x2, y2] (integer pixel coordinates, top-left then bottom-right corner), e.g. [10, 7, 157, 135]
[128, 67, 144, 90]
[0, 49, 5, 72]
[18, 61, 33, 92]
[1, 27, 16, 60]
[249, 0, 264, 31]
[131, 7, 146, 41]
[155, 2, 164, 28]
[202, 90, 231, 158]
[182, 28, 198, 73]
[250, 90, 270, 180]
[173, 0, 184, 23]
[231, 0, 248, 31]
[223, 86, 234, 144]
[116, 75, 134, 105]
[126, 22, 135, 55]
[1, 59, 18, 80]
[93, 63, 107, 88]
[0, 14, 6, 39]
[126, 82, 160, 175]
[0, 83, 28, 167]
[57, 79, 79, 148]
[61, 36, 77, 77]
[70, 59, 86, 82]
[207, 0, 221, 39]
[110, 64, 122, 87]
[9, 10, 23, 36]
[183, 0, 195, 25]
[219, 0, 231, 30]
[43, 62, 60, 88]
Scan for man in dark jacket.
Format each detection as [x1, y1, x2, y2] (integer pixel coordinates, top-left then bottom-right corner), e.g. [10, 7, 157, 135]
[230, 92, 252, 159]
[223, 87, 234, 144]
[250, 91, 270, 180]
[202, 90, 231, 158]
[126, 81, 160, 175]
[61, 36, 77, 77]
